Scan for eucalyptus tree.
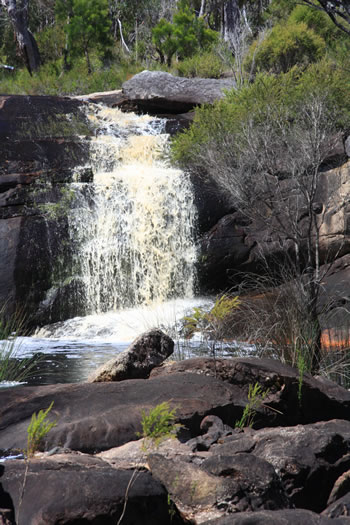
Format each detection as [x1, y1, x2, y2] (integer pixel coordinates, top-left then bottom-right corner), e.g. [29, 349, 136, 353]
[300, 0, 350, 37]
[56, 0, 112, 73]
[0, 0, 41, 73]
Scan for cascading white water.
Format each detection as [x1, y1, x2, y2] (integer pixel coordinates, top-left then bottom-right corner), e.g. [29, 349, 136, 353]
[68, 106, 197, 315]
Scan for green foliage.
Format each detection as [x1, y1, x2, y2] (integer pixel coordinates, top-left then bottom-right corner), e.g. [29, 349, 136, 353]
[246, 22, 326, 74]
[288, 5, 341, 44]
[172, 59, 350, 169]
[235, 383, 269, 429]
[297, 350, 308, 407]
[177, 50, 224, 78]
[56, 0, 112, 73]
[0, 53, 144, 95]
[26, 402, 57, 457]
[137, 402, 180, 447]
[35, 24, 66, 64]
[184, 295, 240, 362]
[184, 295, 240, 338]
[152, 6, 217, 65]
[0, 306, 40, 384]
[265, 0, 297, 24]
[152, 18, 177, 66]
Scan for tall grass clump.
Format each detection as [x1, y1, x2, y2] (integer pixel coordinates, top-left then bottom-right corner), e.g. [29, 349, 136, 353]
[0, 305, 39, 384]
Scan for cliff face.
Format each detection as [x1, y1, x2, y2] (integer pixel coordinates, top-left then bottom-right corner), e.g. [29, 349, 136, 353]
[199, 161, 350, 292]
[0, 95, 93, 325]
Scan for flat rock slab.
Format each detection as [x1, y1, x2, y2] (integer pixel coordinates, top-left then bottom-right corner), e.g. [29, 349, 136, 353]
[0, 453, 178, 525]
[0, 373, 246, 453]
[122, 70, 236, 113]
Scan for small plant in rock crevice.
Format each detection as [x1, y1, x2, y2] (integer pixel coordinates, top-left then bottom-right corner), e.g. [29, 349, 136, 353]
[26, 401, 57, 457]
[137, 401, 181, 449]
[297, 349, 308, 407]
[235, 382, 269, 429]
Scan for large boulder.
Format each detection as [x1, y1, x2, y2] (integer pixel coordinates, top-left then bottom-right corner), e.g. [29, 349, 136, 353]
[0, 453, 183, 525]
[87, 329, 174, 382]
[122, 70, 236, 114]
[148, 451, 290, 523]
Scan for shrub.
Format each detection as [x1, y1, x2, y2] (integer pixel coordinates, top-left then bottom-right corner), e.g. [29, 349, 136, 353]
[26, 402, 57, 457]
[138, 401, 180, 447]
[245, 22, 326, 74]
[288, 5, 343, 45]
[177, 51, 224, 78]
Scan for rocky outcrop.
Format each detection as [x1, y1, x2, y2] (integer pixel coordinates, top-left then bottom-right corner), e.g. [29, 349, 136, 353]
[3, 357, 350, 523]
[0, 371, 247, 453]
[199, 161, 350, 293]
[0, 453, 181, 525]
[121, 70, 236, 114]
[87, 329, 174, 382]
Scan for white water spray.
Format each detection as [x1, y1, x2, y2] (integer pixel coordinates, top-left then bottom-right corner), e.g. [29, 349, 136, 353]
[68, 106, 197, 315]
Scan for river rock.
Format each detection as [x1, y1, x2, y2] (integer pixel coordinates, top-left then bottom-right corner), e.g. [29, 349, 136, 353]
[147, 451, 290, 523]
[151, 357, 350, 427]
[122, 70, 236, 114]
[212, 419, 350, 513]
[0, 453, 182, 525]
[0, 372, 247, 453]
[327, 470, 350, 507]
[87, 329, 174, 382]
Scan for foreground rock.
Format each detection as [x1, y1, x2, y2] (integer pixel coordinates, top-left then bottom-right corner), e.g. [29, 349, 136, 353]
[148, 451, 290, 523]
[122, 70, 236, 114]
[88, 329, 174, 382]
[3, 357, 350, 523]
[0, 453, 183, 525]
[0, 372, 247, 453]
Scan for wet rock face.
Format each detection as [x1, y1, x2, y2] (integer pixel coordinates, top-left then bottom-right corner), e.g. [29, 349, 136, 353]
[0, 95, 92, 325]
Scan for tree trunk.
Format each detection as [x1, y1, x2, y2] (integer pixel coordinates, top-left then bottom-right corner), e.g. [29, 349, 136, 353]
[1, 0, 41, 74]
[222, 0, 241, 45]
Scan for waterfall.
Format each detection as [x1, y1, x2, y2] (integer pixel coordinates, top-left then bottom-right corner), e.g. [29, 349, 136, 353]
[68, 106, 197, 315]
